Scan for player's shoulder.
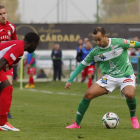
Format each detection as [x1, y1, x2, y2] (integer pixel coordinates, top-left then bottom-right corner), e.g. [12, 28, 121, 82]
[7, 21, 16, 33]
[10, 40, 23, 44]
[91, 46, 100, 52]
[111, 38, 123, 42]
[81, 47, 86, 51]
[7, 21, 16, 27]
[112, 38, 130, 45]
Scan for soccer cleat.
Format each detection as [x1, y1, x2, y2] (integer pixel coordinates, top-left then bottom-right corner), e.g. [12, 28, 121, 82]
[0, 122, 20, 131]
[130, 116, 140, 129]
[29, 84, 35, 88]
[8, 112, 14, 119]
[24, 84, 30, 88]
[66, 120, 81, 129]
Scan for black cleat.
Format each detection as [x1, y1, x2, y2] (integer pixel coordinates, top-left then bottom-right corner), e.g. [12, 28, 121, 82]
[8, 112, 14, 119]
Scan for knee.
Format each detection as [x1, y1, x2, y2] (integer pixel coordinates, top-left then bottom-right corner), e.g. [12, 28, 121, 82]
[125, 92, 135, 99]
[84, 91, 93, 100]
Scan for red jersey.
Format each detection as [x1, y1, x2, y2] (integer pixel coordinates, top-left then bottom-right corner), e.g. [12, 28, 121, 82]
[0, 21, 17, 43]
[0, 40, 24, 71]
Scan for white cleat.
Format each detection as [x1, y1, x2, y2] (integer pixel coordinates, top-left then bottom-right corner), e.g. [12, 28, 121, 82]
[0, 122, 20, 131]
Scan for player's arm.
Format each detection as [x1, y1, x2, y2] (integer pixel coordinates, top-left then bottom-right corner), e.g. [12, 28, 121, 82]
[2, 44, 23, 66]
[65, 51, 94, 90]
[0, 58, 8, 71]
[133, 41, 140, 48]
[120, 39, 140, 49]
[65, 63, 86, 89]
[11, 25, 17, 40]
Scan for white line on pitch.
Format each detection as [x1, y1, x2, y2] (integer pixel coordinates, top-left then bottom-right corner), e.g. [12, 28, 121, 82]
[21, 88, 124, 99]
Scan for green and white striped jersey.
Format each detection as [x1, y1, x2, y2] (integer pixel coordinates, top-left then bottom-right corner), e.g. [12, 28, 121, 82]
[82, 38, 134, 78]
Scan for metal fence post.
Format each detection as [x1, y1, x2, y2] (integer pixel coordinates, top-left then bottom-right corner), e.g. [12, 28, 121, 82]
[69, 59, 72, 75]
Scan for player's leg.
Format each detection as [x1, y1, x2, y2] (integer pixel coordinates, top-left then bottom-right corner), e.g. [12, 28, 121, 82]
[25, 68, 31, 88]
[87, 73, 92, 88]
[66, 83, 108, 128]
[66, 74, 119, 129]
[29, 68, 36, 88]
[81, 67, 87, 82]
[87, 65, 95, 88]
[58, 64, 61, 81]
[121, 75, 139, 129]
[5, 70, 14, 119]
[0, 70, 19, 131]
[29, 74, 35, 88]
[53, 65, 57, 81]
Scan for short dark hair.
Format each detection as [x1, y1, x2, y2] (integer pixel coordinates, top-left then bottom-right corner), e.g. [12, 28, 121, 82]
[0, 5, 6, 10]
[24, 32, 40, 44]
[93, 27, 106, 36]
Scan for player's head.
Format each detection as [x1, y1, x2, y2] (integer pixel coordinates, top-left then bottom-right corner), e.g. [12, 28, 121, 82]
[134, 36, 139, 42]
[85, 40, 91, 50]
[24, 32, 40, 53]
[93, 27, 108, 48]
[54, 44, 60, 50]
[84, 38, 89, 43]
[78, 38, 83, 45]
[0, 5, 7, 24]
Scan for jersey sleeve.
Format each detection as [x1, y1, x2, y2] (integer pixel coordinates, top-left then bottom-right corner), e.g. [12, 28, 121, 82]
[119, 39, 137, 49]
[81, 50, 95, 66]
[67, 63, 86, 83]
[118, 39, 130, 50]
[11, 25, 17, 40]
[2, 45, 23, 65]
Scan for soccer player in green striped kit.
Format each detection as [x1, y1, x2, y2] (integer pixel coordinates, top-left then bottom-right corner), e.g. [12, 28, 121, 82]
[65, 27, 140, 129]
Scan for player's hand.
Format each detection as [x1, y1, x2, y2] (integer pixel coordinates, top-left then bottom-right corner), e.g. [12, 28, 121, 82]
[27, 65, 30, 68]
[65, 82, 72, 90]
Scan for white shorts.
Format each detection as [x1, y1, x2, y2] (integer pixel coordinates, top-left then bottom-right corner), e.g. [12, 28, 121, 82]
[96, 74, 136, 97]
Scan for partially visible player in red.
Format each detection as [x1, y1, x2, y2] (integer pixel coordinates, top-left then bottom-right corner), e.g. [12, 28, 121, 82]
[0, 5, 17, 119]
[0, 32, 40, 131]
[77, 40, 95, 88]
[24, 52, 36, 88]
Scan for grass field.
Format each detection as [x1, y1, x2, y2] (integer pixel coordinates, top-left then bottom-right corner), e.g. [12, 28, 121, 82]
[1, 81, 140, 140]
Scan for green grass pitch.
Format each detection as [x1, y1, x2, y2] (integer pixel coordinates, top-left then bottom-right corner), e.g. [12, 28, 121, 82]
[1, 81, 140, 140]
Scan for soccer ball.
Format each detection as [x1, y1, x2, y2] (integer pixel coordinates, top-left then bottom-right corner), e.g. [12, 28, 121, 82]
[102, 112, 119, 129]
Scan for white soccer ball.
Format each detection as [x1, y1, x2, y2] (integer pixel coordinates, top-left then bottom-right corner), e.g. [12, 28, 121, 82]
[102, 112, 119, 129]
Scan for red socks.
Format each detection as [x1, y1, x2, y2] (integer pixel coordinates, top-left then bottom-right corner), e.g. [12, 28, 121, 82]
[0, 115, 7, 126]
[88, 78, 92, 88]
[0, 85, 13, 126]
[28, 76, 34, 85]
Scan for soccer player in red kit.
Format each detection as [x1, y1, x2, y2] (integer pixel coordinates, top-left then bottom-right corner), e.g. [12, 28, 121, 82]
[0, 32, 40, 131]
[0, 5, 17, 119]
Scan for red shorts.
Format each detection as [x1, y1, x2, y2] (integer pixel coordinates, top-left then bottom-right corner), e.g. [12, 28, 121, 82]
[0, 70, 8, 82]
[81, 65, 95, 77]
[3, 68, 13, 76]
[28, 67, 36, 74]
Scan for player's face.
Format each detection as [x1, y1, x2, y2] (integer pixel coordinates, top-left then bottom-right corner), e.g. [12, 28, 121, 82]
[78, 39, 83, 45]
[27, 42, 39, 53]
[55, 45, 59, 50]
[0, 8, 7, 24]
[85, 42, 91, 50]
[93, 32, 108, 48]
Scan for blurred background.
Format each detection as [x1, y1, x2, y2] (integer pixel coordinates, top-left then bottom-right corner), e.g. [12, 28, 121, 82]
[2, 0, 140, 83]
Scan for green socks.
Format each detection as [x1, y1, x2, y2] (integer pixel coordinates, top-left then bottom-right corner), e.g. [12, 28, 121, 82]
[76, 97, 91, 125]
[126, 97, 136, 117]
